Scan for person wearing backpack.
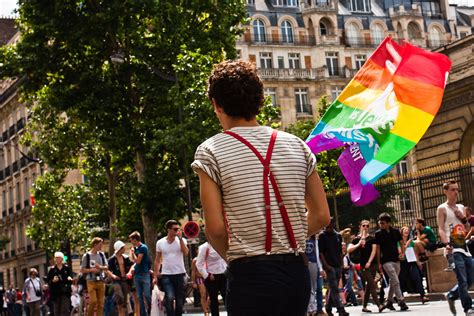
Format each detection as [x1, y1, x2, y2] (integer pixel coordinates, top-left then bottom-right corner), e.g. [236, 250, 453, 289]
[348, 220, 384, 313]
[80, 237, 108, 316]
[23, 268, 42, 316]
[47, 251, 73, 316]
[128, 231, 152, 316]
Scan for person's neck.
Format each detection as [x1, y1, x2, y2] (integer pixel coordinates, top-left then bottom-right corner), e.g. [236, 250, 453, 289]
[446, 199, 457, 207]
[384, 226, 390, 232]
[223, 118, 259, 130]
[91, 249, 98, 254]
[56, 263, 63, 269]
[167, 234, 175, 241]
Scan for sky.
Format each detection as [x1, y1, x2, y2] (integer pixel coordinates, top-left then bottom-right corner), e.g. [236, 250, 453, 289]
[1, 0, 474, 17]
[0, 0, 17, 17]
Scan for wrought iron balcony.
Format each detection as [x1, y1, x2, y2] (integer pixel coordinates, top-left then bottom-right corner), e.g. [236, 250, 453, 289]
[300, 0, 336, 12]
[244, 33, 316, 46]
[258, 67, 326, 80]
[344, 36, 383, 48]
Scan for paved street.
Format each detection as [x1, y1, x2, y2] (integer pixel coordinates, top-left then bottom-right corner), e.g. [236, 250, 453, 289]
[183, 299, 463, 315]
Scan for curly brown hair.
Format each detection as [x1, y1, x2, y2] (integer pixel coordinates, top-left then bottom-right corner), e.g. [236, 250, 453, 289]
[207, 60, 264, 120]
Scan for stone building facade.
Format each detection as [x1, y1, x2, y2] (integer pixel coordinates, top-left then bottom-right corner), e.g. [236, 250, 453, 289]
[238, 0, 471, 128]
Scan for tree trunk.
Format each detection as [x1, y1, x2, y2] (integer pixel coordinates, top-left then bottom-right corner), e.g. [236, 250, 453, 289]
[135, 151, 158, 263]
[105, 166, 118, 256]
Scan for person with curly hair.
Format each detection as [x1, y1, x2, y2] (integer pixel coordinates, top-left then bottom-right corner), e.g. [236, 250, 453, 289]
[192, 60, 330, 315]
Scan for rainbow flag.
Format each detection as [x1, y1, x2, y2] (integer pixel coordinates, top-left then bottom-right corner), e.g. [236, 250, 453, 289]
[306, 37, 451, 205]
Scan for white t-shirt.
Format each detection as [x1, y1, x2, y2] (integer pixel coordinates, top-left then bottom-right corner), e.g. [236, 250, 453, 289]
[439, 202, 470, 256]
[156, 236, 188, 275]
[24, 277, 41, 303]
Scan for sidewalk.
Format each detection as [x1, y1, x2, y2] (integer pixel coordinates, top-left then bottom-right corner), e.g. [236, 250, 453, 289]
[181, 291, 474, 314]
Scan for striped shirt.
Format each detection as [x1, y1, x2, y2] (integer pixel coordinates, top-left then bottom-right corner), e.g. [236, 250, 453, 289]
[192, 126, 316, 262]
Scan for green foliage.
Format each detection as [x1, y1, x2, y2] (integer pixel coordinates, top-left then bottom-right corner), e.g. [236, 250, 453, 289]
[1, 1, 247, 246]
[0, 235, 10, 251]
[27, 172, 94, 255]
[257, 97, 281, 129]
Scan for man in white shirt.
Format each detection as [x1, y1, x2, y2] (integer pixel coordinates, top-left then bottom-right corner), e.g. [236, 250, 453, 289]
[437, 179, 474, 316]
[154, 220, 189, 316]
[23, 268, 42, 316]
[196, 242, 227, 316]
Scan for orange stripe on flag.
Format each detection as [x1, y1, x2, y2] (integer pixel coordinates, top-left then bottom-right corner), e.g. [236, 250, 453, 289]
[393, 75, 444, 116]
[354, 59, 392, 91]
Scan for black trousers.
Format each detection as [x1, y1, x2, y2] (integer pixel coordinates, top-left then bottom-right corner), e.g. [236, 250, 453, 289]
[204, 273, 227, 316]
[225, 254, 310, 316]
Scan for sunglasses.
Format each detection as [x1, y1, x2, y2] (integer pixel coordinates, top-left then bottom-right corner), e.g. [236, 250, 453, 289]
[172, 228, 180, 232]
[361, 224, 369, 227]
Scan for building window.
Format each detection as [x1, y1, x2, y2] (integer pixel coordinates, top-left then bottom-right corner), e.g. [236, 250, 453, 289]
[407, 22, 422, 39]
[264, 88, 278, 106]
[320, 21, 328, 36]
[371, 23, 384, 45]
[355, 54, 366, 70]
[288, 53, 300, 69]
[345, 22, 360, 46]
[277, 56, 285, 69]
[325, 52, 339, 76]
[23, 178, 29, 205]
[295, 88, 310, 113]
[2, 191, 6, 213]
[16, 182, 20, 210]
[428, 25, 443, 47]
[273, 0, 298, 6]
[259, 52, 273, 69]
[253, 19, 266, 43]
[460, 32, 468, 38]
[331, 86, 344, 100]
[281, 20, 294, 43]
[396, 160, 408, 175]
[247, 0, 255, 4]
[350, 0, 370, 12]
[399, 193, 412, 211]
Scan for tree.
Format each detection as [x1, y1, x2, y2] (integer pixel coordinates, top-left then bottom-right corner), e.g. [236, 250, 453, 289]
[0, 1, 247, 255]
[27, 172, 94, 258]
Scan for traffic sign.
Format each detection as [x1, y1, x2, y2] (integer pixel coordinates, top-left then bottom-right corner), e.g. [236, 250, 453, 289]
[183, 221, 200, 238]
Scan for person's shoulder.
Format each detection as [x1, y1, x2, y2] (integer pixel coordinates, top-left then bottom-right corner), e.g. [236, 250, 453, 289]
[196, 133, 229, 151]
[437, 202, 447, 211]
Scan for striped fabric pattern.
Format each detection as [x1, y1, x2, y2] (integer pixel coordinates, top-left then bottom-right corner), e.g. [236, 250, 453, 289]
[192, 126, 316, 261]
[306, 37, 451, 203]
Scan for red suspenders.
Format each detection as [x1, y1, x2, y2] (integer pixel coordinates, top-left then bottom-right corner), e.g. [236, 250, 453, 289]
[224, 129, 298, 254]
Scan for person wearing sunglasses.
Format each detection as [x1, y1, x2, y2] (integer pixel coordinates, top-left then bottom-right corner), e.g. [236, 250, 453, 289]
[154, 219, 189, 316]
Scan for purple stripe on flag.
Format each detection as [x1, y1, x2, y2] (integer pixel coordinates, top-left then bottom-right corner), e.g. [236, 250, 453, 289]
[306, 134, 345, 154]
[337, 145, 380, 206]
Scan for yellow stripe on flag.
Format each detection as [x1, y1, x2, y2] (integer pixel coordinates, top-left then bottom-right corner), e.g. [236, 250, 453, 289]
[391, 101, 434, 143]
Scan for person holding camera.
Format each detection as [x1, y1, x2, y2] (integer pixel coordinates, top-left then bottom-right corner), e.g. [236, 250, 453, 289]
[23, 268, 42, 316]
[47, 251, 73, 316]
[80, 237, 108, 316]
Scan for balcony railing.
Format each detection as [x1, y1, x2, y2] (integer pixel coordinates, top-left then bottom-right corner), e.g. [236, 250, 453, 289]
[344, 36, 383, 48]
[258, 67, 326, 80]
[300, 0, 336, 12]
[318, 33, 339, 45]
[427, 39, 449, 48]
[295, 104, 313, 115]
[389, 5, 422, 17]
[245, 33, 316, 46]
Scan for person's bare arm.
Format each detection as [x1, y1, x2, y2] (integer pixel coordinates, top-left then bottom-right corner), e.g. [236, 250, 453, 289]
[437, 206, 448, 244]
[196, 169, 228, 260]
[367, 243, 377, 267]
[154, 251, 162, 280]
[306, 171, 330, 236]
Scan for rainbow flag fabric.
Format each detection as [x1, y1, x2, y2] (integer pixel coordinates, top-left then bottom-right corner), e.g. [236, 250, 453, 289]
[306, 37, 451, 205]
